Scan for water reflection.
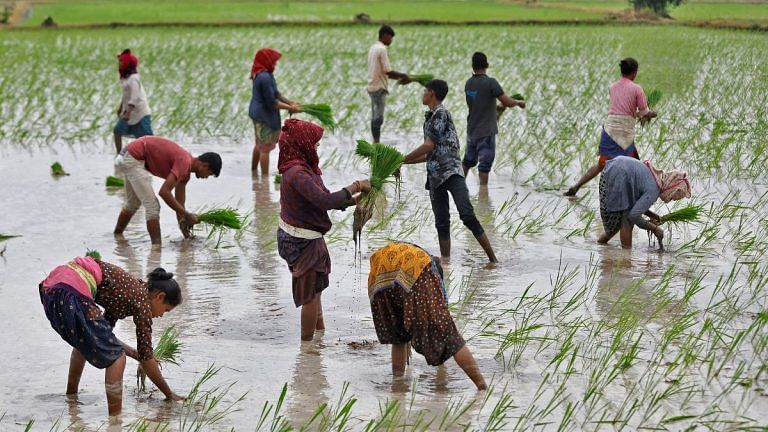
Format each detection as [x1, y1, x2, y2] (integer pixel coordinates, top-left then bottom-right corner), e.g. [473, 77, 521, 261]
[287, 339, 330, 427]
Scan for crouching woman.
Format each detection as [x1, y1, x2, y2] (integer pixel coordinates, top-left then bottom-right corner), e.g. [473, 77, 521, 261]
[598, 156, 691, 250]
[368, 242, 487, 390]
[39, 256, 185, 416]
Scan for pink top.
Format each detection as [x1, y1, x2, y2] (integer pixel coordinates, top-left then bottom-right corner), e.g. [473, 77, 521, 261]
[127, 136, 193, 183]
[42, 256, 103, 300]
[608, 77, 650, 118]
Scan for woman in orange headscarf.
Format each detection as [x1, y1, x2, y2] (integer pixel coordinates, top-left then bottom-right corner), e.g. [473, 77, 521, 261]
[248, 48, 300, 175]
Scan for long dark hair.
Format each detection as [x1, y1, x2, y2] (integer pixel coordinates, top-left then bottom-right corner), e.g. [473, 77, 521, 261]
[147, 267, 182, 306]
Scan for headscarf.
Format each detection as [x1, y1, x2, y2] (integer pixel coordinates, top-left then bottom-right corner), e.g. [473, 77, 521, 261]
[644, 160, 692, 203]
[250, 48, 282, 80]
[278, 118, 324, 175]
[117, 49, 139, 78]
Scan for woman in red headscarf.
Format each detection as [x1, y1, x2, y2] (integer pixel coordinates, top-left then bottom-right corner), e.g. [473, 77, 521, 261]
[114, 49, 153, 154]
[249, 48, 301, 175]
[277, 119, 371, 341]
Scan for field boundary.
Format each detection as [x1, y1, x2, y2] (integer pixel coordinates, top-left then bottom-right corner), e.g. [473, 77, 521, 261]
[4, 17, 767, 32]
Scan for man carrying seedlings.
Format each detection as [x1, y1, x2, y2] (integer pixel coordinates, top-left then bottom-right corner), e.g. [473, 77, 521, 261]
[564, 57, 657, 197]
[366, 24, 411, 143]
[463, 52, 525, 186]
[113, 49, 153, 154]
[113, 136, 222, 244]
[402, 80, 498, 263]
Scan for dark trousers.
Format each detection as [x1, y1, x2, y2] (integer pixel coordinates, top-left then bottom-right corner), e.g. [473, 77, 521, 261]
[429, 174, 484, 240]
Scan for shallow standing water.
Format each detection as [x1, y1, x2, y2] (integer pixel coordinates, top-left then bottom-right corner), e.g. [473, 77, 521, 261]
[1, 25, 767, 430]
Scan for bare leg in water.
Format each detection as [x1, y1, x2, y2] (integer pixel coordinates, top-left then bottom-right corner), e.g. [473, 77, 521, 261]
[391, 343, 408, 376]
[453, 345, 487, 390]
[301, 294, 321, 341]
[316, 295, 325, 331]
[104, 353, 126, 416]
[66, 348, 87, 394]
[565, 163, 603, 196]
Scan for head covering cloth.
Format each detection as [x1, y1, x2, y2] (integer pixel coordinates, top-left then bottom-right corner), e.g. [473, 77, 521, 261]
[117, 49, 139, 78]
[644, 160, 692, 203]
[250, 48, 282, 79]
[277, 118, 324, 175]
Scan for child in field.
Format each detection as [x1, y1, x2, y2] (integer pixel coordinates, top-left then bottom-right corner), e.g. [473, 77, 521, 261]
[565, 58, 657, 197]
[402, 80, 497, 263]
[113, 49, 153, 154]
[39, 258, 185, 416]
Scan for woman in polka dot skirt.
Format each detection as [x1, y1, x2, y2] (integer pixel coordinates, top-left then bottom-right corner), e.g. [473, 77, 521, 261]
[39, 256, 185, 416]
[367, 242, 487, 390]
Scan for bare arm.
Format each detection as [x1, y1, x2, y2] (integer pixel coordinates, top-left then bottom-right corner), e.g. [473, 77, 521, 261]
[403, 137, 435, 165]
[159, 174, 187, 215]
[386, 70, 409, 80]
[498, 94, 525, 109]
[140, 357, 184, 400]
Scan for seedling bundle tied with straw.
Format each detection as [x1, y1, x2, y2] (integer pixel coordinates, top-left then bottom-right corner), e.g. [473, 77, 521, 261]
[353, 140, 404, 246]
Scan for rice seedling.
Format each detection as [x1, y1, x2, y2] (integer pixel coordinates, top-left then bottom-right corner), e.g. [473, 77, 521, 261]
[137, 325, 182, 392]
[85, 248, 101, 260]
[646, 89, 663, 107]
[0, 234, 20, 242]
[273, 173, 282, 184]
[659, 204, 703, 225]
[177, 364, 247, 432]
[254, 383, 292, 432]
[352, 140, 404, 246]
[298, 103, 337, 131]
[402, 74, 434, 86]
[50, 161, 68, 176]
[196, 207, 245, 248]
[511, 93, 525, 100]
[105, 175, 124, 187]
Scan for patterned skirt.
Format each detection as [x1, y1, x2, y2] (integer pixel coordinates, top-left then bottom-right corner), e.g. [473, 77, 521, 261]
[277, 228, 331, 307]
[370, 266, 465, 366]
[39, 283, 124, 369]
[599, 173, 628, 236]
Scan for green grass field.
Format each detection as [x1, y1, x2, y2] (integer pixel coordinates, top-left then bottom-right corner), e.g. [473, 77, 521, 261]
[14, 0, 768, 27]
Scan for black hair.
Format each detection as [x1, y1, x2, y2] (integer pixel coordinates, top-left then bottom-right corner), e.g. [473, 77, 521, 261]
[472, 51, 489, 70]
[147, 267, 182, 306]
[620, 57, 639, 76]
[198, 152, 222, 177]
[425, 79, 449, 102]
[379, 25, 395, 39]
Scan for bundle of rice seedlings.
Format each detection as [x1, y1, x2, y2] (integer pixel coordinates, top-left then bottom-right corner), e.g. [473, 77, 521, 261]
[353, 141, 404, 246]
[85, 249, 101, 260]
[405, 74, 434, 86]
[511, 93, 525, 101]
[51, 161, 68, 176]
[138, 325, 182, 392]
[659, 204, 702, 225]
[198, 208, 244, 230]
[647, 89, 663, 107]
[197, 207, 245, 248]
[299, 103, 337, 131]
[274, 173, 282, 184]
[105, 176, 124, 187]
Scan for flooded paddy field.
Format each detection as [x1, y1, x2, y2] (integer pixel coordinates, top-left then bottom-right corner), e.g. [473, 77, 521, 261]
[0, 25, 767, 430]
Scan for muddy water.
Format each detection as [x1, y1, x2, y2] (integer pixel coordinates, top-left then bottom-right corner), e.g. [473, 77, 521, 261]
[1, 25, 768, 431]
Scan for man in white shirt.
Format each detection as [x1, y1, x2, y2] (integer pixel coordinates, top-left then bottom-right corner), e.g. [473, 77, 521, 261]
[367, 25, 410, 143]
[114, 49, 153, 154]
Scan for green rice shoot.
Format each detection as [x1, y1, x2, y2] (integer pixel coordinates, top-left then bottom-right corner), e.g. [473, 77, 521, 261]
[85, 249, 101, 260]
[511, 93, 525, 101]
[409, 74, 434, 86]
[353, 141, 405, 246]
[647, 89, 663, 107]
[0, 234, 21, 242]
[660, 204, 702, 224]
[51, 161, 68, 176]
[197, 207, 245, 248]
[299, 103, 337, 131]
[138, 325, 182, 392]
[274, 173, 282, 184]
[105, 176, 124, 187]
